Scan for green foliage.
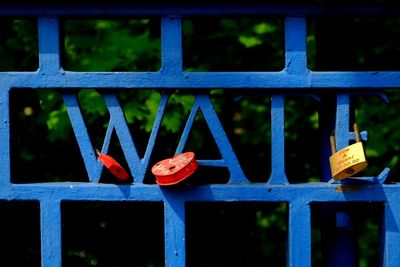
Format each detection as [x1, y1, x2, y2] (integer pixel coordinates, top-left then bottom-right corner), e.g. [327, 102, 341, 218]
[163, 93, 194, 133]
[239, 22, 278, 48]
[64, 19, 160, 71]
[183, 18, 284, 71]
[37, 90, 72, 142]
[0, 19, 37, 71]
[78, 90, 107, 120]
[46, 106, 70, 142]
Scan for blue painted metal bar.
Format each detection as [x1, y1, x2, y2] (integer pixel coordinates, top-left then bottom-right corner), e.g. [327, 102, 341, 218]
[331, 94, 360, 267]
[0, 183, 397, 203]
[380, 199, 400, 267]
[40, 199, 62, 267]
[0, 87, 10, 187]
[3, 71, 400, 89]
[161, 16, 183, 74]
[381, 194, 400, 267]
[334, 94, 352, 150]
[284, 17, 307, 75]
[288, 200, 311, 267]
[269, 94, 288, 184]
[38, 17, 60, 74]
[196, 159, 225, 167]
[328, 212, 357, 267]
[163, 190, 186, 267]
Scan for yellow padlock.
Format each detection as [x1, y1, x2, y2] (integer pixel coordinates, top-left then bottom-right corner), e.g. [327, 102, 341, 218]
[329, 123, 368, 180]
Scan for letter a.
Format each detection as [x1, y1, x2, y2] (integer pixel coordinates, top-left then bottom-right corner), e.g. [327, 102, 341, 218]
[176, 93, 248, 184]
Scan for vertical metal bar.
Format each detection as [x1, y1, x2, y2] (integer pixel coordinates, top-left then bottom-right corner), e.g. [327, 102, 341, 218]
[38, 17, 61, 74]
[161, 16, 183, 74]
[284, 16, 308, 75]
[164, 194, 185, 267]
[0, 88, 10, 186]
[335, 93, 351, 150]
[326, 211, 357, 267]
[288, 200, 311, 267]
[327, 93, 357, 267]
[381, 196, 400, 267]
[41, 199, 62, 267]
[269, 94, 288, 184]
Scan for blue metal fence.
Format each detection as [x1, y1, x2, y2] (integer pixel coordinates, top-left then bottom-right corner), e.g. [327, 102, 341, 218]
[1, 4, 400, 267]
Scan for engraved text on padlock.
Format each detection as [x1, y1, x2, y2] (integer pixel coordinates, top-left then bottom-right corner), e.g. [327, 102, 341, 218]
[329, 142, 368, 180]
[329, 123, 368, 180]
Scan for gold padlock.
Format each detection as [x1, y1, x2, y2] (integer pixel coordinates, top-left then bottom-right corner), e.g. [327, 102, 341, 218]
[329, 123, 368, 180]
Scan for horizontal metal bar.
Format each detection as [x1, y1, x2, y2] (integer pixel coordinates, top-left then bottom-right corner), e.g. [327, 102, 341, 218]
[0, 182, 397, 202]
[0, 5, 400, 17]
[2, 71, 400, 89]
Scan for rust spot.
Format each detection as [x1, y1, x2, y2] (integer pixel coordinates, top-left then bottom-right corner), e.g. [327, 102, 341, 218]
[335, 185, 363, 192]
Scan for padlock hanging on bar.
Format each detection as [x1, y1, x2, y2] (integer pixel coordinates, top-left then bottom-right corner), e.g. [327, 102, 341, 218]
[329, 123, 368, 180]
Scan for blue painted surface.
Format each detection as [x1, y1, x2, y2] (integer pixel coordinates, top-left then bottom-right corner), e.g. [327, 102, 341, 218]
[0, 5, 399, 267]
[0, 88, 10, 187]
[38, 17, 61, 74]
[4, 71, 400, 89]
[40, 199, 62, 267]
[288, 200, 311, 267]
[269, 94, 288, 184]
[284, 17, 307, 75]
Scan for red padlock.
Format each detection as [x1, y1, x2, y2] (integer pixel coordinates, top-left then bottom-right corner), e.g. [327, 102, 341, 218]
[96, 150, 129, 180]
[151, 152, 198, 186]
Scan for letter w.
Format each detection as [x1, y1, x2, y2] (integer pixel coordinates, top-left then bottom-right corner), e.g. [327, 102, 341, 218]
[63, 92, 168, 183]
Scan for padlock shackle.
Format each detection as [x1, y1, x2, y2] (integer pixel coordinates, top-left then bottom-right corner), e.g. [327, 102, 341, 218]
[330, 132, 337, 154]
[353, 123, 361, 143]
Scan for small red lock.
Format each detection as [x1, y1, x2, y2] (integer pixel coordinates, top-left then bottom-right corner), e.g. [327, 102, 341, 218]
[151, 152, 198, 186]
[96, 150, 129, 180]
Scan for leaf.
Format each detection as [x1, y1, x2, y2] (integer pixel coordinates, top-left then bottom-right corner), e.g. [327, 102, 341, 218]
[143, 92, 161, 132]
[123, 100, 144, 124]
[238, 35, 262, 48]
[253, 22, 277, 34]
[78, 89, 107, 124]
[38, 90, 61, 110]
[46, 106, 71, 142]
